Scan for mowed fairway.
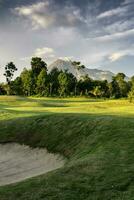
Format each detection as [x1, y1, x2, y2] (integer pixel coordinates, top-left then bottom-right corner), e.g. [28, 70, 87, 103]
[0, 96, 134, 199]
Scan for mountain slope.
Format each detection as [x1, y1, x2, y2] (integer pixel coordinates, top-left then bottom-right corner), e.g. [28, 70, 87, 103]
[48, 59, 114, 81]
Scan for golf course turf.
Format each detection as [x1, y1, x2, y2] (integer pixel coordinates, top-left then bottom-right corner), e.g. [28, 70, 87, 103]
[0, 96, 134, 199]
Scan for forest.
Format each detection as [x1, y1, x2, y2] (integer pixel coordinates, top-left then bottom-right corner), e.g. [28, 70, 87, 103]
[0, 57, 134, 101]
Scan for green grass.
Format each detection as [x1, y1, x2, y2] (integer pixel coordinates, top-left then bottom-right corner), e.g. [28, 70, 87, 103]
[0, 96, 134, 199]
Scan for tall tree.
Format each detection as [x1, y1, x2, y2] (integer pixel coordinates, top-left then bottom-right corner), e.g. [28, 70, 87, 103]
[77, 75, 93, 96]
[128, 76, 134, 102]
[36, 69, 48, 96]
[58, 71, 68, 96]
[58, 70, 77, 96]
[48, 68, 60, 96]
[67, 72, 77, 96]
[109, 77, 120, 98]
[21, 69, 35, 96]
[99, 80, 109, 98]
[0, 83, 6, 95]
[115, 73, 128, 97]
[11, 77, 23, 95]
[31, 57, 47, 77]
[4, 62, 17, 84]
[3, 62, 17, 94]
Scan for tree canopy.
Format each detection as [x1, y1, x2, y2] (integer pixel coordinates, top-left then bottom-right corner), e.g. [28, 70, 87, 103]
[0, 57, 133, 99]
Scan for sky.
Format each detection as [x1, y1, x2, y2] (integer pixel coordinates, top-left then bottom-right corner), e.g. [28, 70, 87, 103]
[0, 0, 134, 82]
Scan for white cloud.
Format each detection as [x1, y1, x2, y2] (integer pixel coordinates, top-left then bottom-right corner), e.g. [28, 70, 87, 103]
[14, 1, 54, 29]
[34, 47, 54, 57]
[14, 0, 85, 30]
[94, 28, 134, 41]
[20, 47, 55, 63]
[0, 0, 133, 81]
[109, 53, 124, 62]
[15, 1, 49, 15]
[122, 0, 134, 5]
[80, 51, 108, 67]
[85, 0, 134, 42]
[16, 1, 49, 15]
[104, 19, 134, 34]
[109, 47, 134, 62]
[97, 6, 127, 19]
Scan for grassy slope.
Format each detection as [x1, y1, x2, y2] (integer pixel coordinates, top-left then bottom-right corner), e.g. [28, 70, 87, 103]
[0, 96, 134, 199]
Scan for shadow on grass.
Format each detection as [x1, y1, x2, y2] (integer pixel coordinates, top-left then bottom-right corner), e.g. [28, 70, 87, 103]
[0, 112, 134, 158]
[0, 111, 134, 199]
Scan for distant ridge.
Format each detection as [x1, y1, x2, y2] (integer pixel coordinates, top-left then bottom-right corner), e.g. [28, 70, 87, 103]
[48, 59, 115, 82]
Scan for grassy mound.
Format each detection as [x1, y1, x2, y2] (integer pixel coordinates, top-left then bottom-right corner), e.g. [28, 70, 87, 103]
[0, 96, 134, 199]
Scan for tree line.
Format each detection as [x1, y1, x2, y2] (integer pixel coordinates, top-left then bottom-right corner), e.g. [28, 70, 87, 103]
[0, 57, 134, 101]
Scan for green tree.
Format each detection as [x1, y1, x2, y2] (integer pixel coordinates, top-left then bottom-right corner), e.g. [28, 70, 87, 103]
[128, 76, 134, 102]
[31, 57, 47, 77]
[36, 69, 48, 96]
[58, 71, 77, 96]
[21, 69, 35, 96]
[99, 80, 109, 98]
[108, 77, 120, 98]
[115, 73, 128, 97]
[48, 68, 60, 96]
[92, 86, 103, 98]
[3, 62, 17, 95]
[4, 62, 17, 84]
[67, 72, 77, 96]
[128, 90, 134, 103]
[77, 75, 93, 96]
[0, 83, 6, 95]
[11, 77, 23, 95]
[58, 71, 68, 96]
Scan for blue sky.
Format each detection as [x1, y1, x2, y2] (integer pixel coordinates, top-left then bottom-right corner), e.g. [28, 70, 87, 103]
[0, 0, 134, 82]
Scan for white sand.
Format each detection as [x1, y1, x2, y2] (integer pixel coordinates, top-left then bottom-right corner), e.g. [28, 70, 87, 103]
[0, 143, 64, 186]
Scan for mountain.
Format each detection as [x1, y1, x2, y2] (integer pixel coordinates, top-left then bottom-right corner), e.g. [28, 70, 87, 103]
[48, 59, 114, 81]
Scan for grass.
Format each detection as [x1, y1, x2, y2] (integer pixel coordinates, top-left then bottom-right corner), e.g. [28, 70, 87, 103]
[0, 96, 134, 199]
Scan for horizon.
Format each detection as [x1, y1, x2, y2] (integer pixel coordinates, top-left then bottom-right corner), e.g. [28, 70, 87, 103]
[0, 0, 134, 82]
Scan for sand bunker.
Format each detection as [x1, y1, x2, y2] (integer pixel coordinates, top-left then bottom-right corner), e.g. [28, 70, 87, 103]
[0, 143, 64, 186]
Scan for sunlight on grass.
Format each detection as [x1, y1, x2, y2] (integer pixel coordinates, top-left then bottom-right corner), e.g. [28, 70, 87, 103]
[0, 96, 134, 199]
[0, 96, 134, 121]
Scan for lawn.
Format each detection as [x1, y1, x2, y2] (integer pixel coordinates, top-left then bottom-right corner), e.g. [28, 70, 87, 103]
[0, 96, 134, 199]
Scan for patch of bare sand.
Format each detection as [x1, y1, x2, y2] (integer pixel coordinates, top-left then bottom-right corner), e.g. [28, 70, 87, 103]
[0, 143, 65, 186]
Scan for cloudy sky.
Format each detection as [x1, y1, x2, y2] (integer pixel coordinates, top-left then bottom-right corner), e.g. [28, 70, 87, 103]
[0, 0, 134, 82]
